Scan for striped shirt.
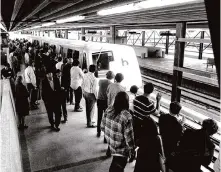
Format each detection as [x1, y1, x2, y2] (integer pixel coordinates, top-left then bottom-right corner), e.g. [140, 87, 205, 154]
[133, 95, 156, 118]
[101, 107, 135, 157]
[82, 72, 97, 97]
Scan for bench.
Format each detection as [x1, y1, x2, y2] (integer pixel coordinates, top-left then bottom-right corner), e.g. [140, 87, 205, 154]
[206, 58, 215, 68]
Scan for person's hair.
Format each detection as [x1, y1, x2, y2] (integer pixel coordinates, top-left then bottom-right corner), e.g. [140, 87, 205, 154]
[106, 71, 115, 80]
[16, 75, 23, 84]
[115, 73, 124, 83]
[113, 91, 129, 116]
[144, 82, 154, 94]
[58, 57, 62, 62]
[63, 58, 68, 64]
[55, 69, 61, 74]
[73, 59, 80, 66]
[28, 60, 34, 66]
[170, 101, 182, 115]
[5, 63, 10, 68]
[89, 65, 96, 73]
[202, 119, 218, 136]
[130, 85, 138, 94]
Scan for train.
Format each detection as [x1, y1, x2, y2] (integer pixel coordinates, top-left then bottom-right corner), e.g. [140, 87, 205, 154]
[22, 35, 143, 90]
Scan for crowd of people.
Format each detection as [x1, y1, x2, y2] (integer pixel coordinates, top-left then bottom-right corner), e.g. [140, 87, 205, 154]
[1, 38, 219, 172]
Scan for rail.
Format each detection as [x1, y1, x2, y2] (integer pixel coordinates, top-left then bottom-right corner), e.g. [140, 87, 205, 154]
[0, 79, 23, 172]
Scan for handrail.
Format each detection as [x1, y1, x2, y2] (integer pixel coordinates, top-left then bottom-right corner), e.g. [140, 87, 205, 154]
[0, 79, 23, 172]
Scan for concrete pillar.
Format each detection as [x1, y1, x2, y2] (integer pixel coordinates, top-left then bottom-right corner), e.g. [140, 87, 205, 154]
[198, 31, 205, 60]
[171, 22, 186, 102]
[141, 31, 145, 46]
[48, 31, 50, 37]
[65, 29, 68, 39]
[110, 26, 116, 44]
[165, 32, 169, 54]
[38, 31, 40, 36]
[100, 31, 103, 42]
[81, 28, 85, 41]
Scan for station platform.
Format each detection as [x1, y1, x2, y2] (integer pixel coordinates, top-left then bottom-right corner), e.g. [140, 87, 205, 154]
[137, 54, 218, 86]
[19, 101, 136, 172]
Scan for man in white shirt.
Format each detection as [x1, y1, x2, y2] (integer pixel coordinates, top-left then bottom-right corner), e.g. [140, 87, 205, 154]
[24, 60, 37, 109]
[56, 57, 63, 70]
[70, 60, 84, 112]
[82, 65, 97, 127]
[107, 73, 126, 107]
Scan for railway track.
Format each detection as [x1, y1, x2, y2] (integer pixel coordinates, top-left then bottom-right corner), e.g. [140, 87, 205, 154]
[141, 74, 220, 114]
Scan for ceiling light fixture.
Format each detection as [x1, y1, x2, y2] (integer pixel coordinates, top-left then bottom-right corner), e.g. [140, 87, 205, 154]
[56, 15, 85, 24]
[97, 0, 202, 16]
[42, 22, 55, 27]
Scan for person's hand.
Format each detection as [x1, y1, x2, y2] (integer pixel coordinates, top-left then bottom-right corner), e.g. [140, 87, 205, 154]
[129, 149, 136, 163]
[61, 87, 64, 90]
[156, 92, 162, 102]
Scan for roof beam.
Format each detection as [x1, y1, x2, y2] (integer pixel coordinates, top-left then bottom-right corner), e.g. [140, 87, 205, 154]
[36, 0, 83, 20]
[41, 0, 142, 21]
[14, 0, 51, 30]
[9, 0, 25, 30]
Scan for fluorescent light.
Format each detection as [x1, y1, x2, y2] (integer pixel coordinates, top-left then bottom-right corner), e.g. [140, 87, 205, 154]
[42, 22, 55, 27]
[32, 25, 41, 29]
[97, 0, 201, 16]
[56, 15, 85, 24]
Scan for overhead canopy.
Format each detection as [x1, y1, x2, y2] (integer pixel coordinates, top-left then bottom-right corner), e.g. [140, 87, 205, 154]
[1, 0, 208, 31]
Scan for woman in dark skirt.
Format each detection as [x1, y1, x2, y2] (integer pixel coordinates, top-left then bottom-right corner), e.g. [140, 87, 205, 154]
[15, 75, 29, 129]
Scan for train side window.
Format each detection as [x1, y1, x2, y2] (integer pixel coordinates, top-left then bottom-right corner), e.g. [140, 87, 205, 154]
[92, 51, 114, 71]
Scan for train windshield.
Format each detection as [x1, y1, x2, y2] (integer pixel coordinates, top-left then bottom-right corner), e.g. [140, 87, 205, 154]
[92, 51, 114, 71]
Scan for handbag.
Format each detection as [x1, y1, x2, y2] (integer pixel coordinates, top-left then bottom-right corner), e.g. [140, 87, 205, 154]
[157, 135, 167, 172]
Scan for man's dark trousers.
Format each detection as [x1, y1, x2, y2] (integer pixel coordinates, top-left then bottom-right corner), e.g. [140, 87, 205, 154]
[73, 86, 82, 110]
[97, 99, 107, 133]
[109, 156, 127, 172]
[44, 102, 61, 127]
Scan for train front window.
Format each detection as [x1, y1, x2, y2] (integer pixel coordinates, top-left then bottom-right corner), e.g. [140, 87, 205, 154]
[92, 51, 114, 71]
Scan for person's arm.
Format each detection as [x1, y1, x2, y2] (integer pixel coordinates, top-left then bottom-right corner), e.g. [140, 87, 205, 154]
[124, 114, 136, 160]
[202, 144, 215, 166]
[152, 92, 162, 116]
[79, 68, 84, 79]
[93, 78, 98, 99]
[30, 68, 37, 87]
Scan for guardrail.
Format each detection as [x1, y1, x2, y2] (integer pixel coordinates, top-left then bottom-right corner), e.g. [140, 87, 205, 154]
[0, 79, 23, 172]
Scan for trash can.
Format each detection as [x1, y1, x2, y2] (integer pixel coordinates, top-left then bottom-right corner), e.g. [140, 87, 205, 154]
[162, 51, 165, 58]
[141, 53, 145, 59]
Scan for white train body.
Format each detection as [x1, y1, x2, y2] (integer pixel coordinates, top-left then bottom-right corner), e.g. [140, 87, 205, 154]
[20, 35, 142, 90]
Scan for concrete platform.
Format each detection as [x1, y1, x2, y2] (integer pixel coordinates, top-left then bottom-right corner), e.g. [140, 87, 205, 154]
[137, 54, 218, 86]
[19, 101, 136, 172]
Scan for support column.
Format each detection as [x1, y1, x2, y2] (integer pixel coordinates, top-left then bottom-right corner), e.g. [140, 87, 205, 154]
[141, 31, 145, 46]
[100, 31, 103, 42]
[110, 26, 116, 44]
[81, 28, 85, 41]
[165, 33, 169, 54]
[48, 30, 50, 37]
[171, 22, 186, 102]
[38, 31, 40, 36]
[65, 29, 68, 39]
[198, 31, 205, 60]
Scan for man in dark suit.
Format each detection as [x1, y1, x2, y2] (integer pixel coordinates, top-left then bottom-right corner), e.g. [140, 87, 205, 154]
[159, 101, 185, 157]
[42, 71, 62, 131]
